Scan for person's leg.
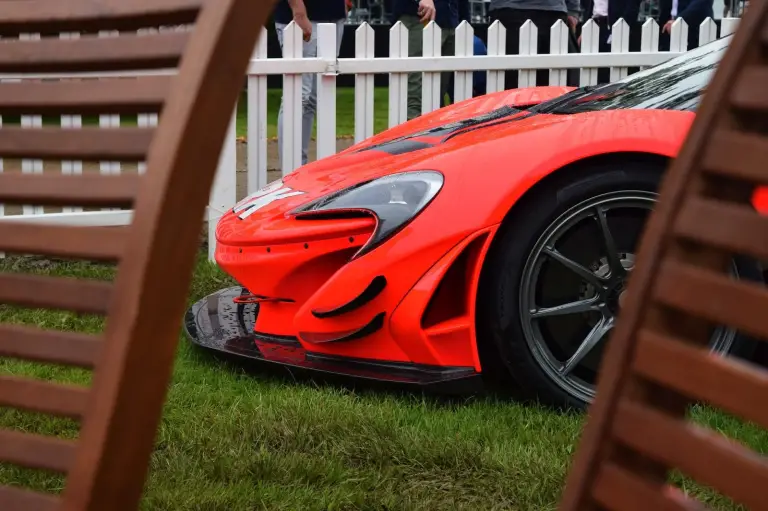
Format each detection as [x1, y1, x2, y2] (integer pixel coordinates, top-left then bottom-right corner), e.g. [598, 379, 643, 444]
[299, 22, 319, 166]
[440, 27, 456, 107]
[400, 15, 424, 120]
[489, 8, 524, 89]
[527, 10, 564, 86]
[275, 22, 287, 168]
[595, 18, 611, 84]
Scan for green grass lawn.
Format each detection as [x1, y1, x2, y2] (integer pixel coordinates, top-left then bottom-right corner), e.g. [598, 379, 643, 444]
[1, 255, 766, 510]
[235, 87, 391, 140]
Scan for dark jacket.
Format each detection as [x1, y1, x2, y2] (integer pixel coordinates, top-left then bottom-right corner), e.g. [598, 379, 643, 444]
[273, 0, 346, 24]
[658, 0, 714, 26]
[391, 0, 470, 29]
[609, 0, 641, 25]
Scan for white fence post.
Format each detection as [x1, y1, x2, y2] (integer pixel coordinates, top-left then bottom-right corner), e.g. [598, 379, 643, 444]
[422, 21, 442, 115]
[518, 20, 537, 88]
[610, 19, 631, 82]
[20, 33, 43, 217]
[454, 21, 474, 103]
[137, 113, 159, 176]
[486, 20, 506, 94]
[248, 28, 269, 194]
[699, 17, 718, 46]
[721, 17, 740, 36]
[388, 21, 409, 128]
[580, 19, 600, 86]
[354, 22, 375, 143]
[97, 30, 121, 212]
[98, 113, 121, 213]
[317, 23, 338, 160]
[0, 113, 3, 227]
[208, 112, 238, 261]
[549, 20, 569, 86]
[670, 18, 689, 52]
[640, 19, 660, 71]
[60, 32, 84, 215]
[281, 22, 303, 176]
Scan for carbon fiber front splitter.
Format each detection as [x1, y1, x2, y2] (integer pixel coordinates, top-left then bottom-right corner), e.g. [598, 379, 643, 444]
[183, 287, 483, 394]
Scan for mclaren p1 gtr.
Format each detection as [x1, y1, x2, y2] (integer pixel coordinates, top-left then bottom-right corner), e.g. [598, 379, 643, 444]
[185, 35, 767, 409]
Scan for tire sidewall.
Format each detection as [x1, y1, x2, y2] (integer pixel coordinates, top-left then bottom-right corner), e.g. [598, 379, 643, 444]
[478, 160, 760, 410]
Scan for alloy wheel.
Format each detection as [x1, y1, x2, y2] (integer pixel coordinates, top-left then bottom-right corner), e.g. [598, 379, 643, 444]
[518, 191, 737, 404]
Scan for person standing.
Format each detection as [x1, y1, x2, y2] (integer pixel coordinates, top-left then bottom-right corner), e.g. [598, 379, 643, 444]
[274, 0, 347, 167]
[488, 0, 581, 89]
[658, 0, 714, 50]
[391, 0, 470, 120]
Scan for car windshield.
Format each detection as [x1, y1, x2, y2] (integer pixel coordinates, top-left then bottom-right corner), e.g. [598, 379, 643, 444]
[531, 36, 731, 114]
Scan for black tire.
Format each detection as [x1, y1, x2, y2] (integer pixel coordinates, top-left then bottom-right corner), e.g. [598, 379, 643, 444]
[477, 158, 761, 411]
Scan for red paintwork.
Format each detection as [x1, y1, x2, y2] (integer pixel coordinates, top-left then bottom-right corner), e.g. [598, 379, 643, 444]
[216, 85, 768, 372]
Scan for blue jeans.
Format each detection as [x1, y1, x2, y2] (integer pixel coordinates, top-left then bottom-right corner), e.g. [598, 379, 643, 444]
[275, 20, 345, 167]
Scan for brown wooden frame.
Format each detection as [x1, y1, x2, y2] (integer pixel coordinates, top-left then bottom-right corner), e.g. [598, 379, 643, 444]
[0, 1, 277, 509]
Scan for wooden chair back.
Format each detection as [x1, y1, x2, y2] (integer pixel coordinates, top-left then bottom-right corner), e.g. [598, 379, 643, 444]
[0, 1, 276, 509]
[560, 1, 768, 509]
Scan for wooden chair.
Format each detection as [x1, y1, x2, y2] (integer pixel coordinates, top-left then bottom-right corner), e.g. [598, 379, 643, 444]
[0, 1, 276, 509]
[560, 1, 768, 509]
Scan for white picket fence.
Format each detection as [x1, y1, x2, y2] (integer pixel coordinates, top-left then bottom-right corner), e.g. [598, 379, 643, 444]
[0, 17, 740, 260]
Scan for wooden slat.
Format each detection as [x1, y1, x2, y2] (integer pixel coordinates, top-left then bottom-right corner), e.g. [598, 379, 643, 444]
[0, 324, 101, 368]
[674, 197, 768, 260]
[0, 126, 153, 161]
[0, 32, 188, 74]
[0, 76, 170, 116]
[592, 462, 706, 511]
[612, 402, 768, 511]
[0, 377, 90, 419]
[0, 173, 138, 207]
[634, 329, 768, 429]
[731, 66, 768, 113]
[0, 224, 126, 261]
[0, 0, 202, 35]
[702, 129, 768, 184]
[0, 273, 112, 315]
[0, 430, 76, 473]
[652, 260, 768, 340]
[0, 485, 59, 511]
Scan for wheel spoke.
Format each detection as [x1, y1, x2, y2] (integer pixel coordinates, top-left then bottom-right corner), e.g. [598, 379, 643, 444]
[560, 316, 614, 376]
[595, 206, 625, 279]
[530, 298, 600, 319]
[542, 247, 603, 287]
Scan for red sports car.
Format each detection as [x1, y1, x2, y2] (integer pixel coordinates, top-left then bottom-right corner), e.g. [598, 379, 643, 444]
[185, 35, 767, 410]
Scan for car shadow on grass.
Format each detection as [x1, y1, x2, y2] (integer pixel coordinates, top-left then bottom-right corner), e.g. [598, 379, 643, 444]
[184, 340, 568, 413]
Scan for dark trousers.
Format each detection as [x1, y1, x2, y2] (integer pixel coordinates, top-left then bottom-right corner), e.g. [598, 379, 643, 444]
[592, 16, 612, 84]
[489, 8, 580, 89]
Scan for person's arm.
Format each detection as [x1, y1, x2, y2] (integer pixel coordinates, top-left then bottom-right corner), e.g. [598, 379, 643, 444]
[287, 0, 312, 41]
[566, 0, 581, 31]
[416, 0, 437, 22]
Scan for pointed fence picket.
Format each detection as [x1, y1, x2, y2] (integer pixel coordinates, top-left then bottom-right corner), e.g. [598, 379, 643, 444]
[0, 17, 741, 262]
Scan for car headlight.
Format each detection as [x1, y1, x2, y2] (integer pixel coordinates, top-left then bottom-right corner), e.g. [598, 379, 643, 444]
[290, 171, 444, 258]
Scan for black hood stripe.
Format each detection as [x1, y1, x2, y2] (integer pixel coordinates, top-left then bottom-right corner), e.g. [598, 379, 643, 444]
[357, 106, 541, 156]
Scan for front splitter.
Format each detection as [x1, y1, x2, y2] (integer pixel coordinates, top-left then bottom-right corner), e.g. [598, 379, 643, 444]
[183, 287, 483, 394]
